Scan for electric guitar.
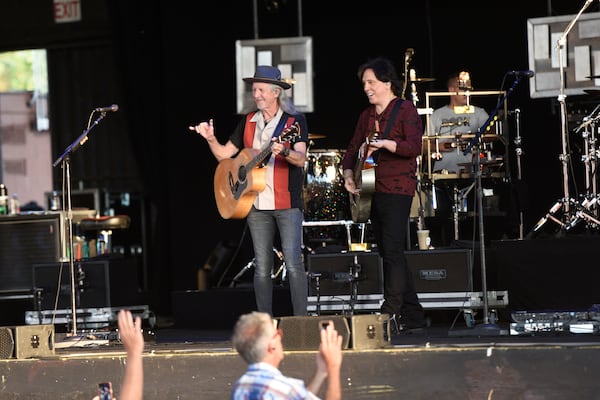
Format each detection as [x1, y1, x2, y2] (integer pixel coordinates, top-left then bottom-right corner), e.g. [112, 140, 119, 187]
[213, 122, 300, 219]
[350, 132, 378, 223]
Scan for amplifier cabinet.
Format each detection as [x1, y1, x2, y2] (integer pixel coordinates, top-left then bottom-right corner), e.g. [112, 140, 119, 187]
[306, 252, 383, 297]
[0, 212, 65, 292]
[406, 248, 473, 293]
[32, 257, 143, 310]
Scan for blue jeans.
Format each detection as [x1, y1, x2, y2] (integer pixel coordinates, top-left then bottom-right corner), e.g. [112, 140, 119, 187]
[246, 207, 308, 316]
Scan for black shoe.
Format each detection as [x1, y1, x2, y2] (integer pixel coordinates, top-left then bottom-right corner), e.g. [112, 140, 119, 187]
[389, 314, 427, 334]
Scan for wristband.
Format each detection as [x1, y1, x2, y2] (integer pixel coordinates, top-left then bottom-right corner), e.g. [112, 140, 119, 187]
[281, 147, 290, 157]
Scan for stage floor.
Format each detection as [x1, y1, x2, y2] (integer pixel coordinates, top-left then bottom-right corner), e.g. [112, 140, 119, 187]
[4, 235, 600, 398]
[2, 314, 600, 399]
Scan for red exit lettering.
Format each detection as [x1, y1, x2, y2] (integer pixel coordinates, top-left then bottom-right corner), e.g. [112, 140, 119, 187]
[54, 0, 81, 23]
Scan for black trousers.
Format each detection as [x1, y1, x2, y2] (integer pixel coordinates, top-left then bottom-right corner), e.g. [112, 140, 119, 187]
[371, 192, 425, 322]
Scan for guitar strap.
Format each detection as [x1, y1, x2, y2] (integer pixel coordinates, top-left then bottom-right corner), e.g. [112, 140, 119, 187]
[272, 112, 290, 139]
[374, 98, 403, 163]
[257, 112, 293, 167]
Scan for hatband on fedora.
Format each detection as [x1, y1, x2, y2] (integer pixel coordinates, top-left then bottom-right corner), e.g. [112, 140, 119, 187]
[243, 65, 292, 89]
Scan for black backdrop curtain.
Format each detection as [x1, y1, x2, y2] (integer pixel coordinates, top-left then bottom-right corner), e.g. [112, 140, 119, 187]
[45, 0, 173, 314]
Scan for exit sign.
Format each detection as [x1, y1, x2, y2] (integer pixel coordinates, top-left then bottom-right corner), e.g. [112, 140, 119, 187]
[54, 0, 81, 23]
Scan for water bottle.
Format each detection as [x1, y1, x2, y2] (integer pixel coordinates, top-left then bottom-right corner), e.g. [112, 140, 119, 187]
[0, 184, 8, 215]
[50, 190, 61, 211]
[9, 193, 20, 215]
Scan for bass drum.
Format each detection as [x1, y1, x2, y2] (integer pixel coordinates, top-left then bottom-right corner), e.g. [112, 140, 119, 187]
[303, 149, 350, 221]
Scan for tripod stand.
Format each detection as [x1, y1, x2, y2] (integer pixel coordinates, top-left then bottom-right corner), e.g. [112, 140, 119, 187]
[229, 247, 286, 287]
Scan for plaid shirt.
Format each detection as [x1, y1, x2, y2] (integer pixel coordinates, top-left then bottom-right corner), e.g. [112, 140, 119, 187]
[231, 362, 320, 400]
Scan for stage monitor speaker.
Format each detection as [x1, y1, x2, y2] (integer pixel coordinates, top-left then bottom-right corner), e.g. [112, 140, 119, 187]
[13, 325, 55, 359]
[0, 212, 65, 292]
[0, 325, 54, 359]
[406, 248, 473, 293]
[278, 315, 350, 350]
[350, 314, 391, 350]
[0, 327, 14, 359]
[307, 252, 383, 297]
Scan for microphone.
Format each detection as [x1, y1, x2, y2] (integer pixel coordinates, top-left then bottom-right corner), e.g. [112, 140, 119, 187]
[507, 70, 534, 78]
[405, 48, 414, 62]
[94, 104, 119, 113]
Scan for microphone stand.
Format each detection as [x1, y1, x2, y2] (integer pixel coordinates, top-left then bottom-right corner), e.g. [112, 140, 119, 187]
[52, 112, 108, 338]
[457, 78, 522, 336]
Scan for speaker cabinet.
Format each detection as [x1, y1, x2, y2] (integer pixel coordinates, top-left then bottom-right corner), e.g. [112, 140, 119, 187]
[307, 252, 383, 297]
[0, 327, 14, 359]
[278, 315, 350, 350]
[33, 257, 143, 310]
[0, 212, 65, 292]
[13, 325, 55, 359]
[406, 248, 473, 292]
[0, 325, 54, 359]
[33, 260, 110, 309]
[350, 314, 390, 350]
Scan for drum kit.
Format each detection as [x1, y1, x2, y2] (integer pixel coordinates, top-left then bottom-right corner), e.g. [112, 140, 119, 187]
[415, 133, 508, 241]
[301, 115, 509, 248]
[302, 133, 353, 247]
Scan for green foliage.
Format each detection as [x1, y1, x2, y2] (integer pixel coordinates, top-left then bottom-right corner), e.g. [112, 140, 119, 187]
[0, 50, 35, 91]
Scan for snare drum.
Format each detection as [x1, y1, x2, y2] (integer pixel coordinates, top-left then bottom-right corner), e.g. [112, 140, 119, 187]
[303, 149, 350, 221]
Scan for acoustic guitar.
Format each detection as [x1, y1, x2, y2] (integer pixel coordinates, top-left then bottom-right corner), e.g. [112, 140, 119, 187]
[213, 123, 299, 219]
[350, 132, 378, 223]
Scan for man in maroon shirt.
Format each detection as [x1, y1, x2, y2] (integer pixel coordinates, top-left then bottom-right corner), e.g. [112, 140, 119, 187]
[342, 57, 426, 333]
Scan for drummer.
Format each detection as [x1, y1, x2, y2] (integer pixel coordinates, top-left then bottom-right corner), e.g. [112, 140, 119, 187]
[429, 71, 489, 174]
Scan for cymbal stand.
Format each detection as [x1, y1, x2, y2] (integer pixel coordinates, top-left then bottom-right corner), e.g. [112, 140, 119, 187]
[452, 181, 475, 240]
[271, 248, 287, 281]
[401, 48, 414, 100]
[230, 258, 256, 288]
[576, 104, 600, 207]
[410, 81, 419, 107]
[512, 109, 525, 239]
[567, 108, 600, 231]
[415, 155, 427, 231]
[230, 247, 286, 287]
[529, 0, 594, 236]
[52, 111, 108, 337]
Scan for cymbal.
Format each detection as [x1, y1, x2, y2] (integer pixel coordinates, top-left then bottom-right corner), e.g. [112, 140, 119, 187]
[584, 89, 600, 96]
[308, 133, 326, 139]
[411, 77, 436, 83]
